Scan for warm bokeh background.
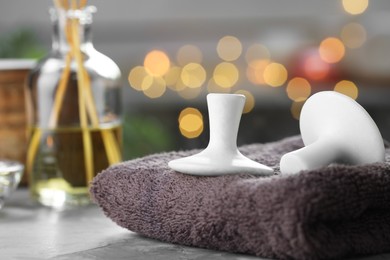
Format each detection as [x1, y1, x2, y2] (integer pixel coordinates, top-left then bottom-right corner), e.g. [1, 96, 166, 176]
[1, 0, 390, 159]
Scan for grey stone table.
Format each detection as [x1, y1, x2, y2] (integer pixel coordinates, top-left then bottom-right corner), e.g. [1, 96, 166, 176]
[1, 189, 389, 260]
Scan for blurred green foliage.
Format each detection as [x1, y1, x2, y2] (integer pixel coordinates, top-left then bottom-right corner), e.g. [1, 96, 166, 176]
[123, 115, 176, 160]
[0, 28, 46, 58]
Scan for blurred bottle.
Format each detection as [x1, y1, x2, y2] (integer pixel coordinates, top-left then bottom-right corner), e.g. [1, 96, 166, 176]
[25, 4, 122, 208]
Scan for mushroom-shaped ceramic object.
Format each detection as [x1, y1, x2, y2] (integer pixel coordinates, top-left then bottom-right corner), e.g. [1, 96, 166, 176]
[280, 91, 385, 174]
[169, 93, 273, 176]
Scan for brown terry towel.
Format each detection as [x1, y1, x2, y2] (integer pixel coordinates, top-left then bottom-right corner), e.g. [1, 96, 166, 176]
[90, 136, 390, 260]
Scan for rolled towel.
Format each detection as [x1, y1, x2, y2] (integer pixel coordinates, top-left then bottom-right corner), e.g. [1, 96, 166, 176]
[90, 136, 390, 260]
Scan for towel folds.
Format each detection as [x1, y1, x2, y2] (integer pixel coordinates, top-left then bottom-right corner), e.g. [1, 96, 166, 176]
[90, 136, 390, 260]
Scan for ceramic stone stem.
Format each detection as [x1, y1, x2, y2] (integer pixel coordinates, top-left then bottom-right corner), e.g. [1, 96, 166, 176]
[280, 138, 340, 174]
[207, 94, 244, 154]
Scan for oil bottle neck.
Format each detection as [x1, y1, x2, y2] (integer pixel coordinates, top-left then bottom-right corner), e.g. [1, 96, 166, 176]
[50, 6, 96, 54]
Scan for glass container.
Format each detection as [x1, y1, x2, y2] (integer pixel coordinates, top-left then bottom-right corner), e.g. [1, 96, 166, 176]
[0, 160, 24, 210]
[25, 3, 122, 208]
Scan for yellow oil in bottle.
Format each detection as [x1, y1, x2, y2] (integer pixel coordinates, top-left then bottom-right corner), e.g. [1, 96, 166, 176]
[28, 123, 121, 208]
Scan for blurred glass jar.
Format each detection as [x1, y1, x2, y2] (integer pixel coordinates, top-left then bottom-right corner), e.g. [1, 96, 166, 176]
[0, 160, 24, 210]
[25, 4, 122, 208]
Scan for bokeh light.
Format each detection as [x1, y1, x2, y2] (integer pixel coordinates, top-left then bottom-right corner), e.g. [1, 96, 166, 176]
[245, 44, 271, 64]
[142, 77, 166, 99]
[207, 78, 231, 93]
[286, 77, 311, 102]
[234, 90, 255, 114]
[290, 101, 305, 120]
[217, 35, 243, 61]
[177, 85, 203, 99]
[179, 107, 204, 138]
[144, 50, 170, 77]
[319, 37, 345, 64]
[213, 62, 239, 88]
[342, 0, 369, 15]
[173, 78, 187, 92]
[176, 45, 203, 66]
[246, 59, 270, 85]
[128, 66, 152, 91]
[180, 63, 206, 88]
[340, 23, 367, 49]
[334, 80, 359, 100]
[263, 62, 288, 87]
[164, 66, 182, 88]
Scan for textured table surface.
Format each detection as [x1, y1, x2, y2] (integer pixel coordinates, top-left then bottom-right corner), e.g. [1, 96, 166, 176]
[0, 189, 389, 260]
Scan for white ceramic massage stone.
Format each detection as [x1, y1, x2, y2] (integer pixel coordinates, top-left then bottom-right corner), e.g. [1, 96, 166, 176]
[169, 93, 273, 176]
[280, 91, 385, 174]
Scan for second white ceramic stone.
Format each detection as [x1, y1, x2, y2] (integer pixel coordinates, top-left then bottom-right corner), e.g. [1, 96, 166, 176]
[280, 91, 385, 174]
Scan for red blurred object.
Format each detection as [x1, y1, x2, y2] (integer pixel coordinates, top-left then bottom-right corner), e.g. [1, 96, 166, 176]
[289, 47, 343, 86]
